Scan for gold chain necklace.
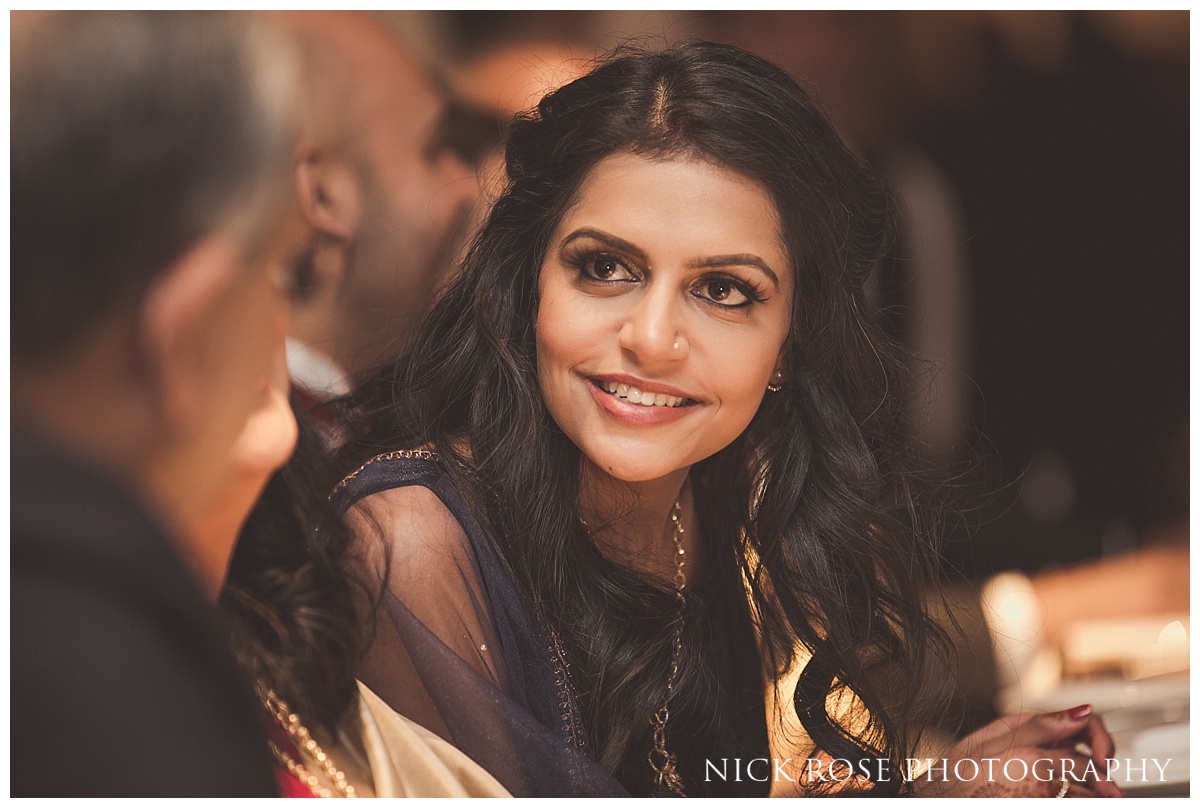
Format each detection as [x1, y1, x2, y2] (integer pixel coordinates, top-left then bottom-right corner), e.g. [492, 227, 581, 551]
[647, 499, 687, 796]
[577, 499, 689, 795]
[259, 687, 358, 798]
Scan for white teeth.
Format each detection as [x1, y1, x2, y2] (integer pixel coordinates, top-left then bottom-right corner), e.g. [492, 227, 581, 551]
[598, 380, 687, 408]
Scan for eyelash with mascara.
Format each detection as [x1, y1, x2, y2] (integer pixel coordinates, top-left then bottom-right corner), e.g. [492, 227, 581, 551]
[695, 272, 768, 308]
[565, 247, 767, 310]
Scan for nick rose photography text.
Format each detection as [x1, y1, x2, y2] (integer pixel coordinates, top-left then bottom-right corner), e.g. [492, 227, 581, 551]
[702, 757, 1173, 784]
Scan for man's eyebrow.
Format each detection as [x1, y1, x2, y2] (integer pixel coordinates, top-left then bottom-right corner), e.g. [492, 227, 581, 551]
[560, 228, 648, 263]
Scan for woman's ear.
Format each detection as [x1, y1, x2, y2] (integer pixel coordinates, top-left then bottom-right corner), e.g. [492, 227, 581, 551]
[768, 347, 789, 392]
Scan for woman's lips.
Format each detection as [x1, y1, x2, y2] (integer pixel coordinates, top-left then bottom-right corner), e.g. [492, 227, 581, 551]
[597, 378, 689, 408]
[585, 376, 700, 425]
[591, 373, 696, 402]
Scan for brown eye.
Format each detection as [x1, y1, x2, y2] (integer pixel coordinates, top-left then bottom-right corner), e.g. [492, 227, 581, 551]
[592, 258, 618, 278]
[695, 278, 750, 307]
[581, 255, 634, 281]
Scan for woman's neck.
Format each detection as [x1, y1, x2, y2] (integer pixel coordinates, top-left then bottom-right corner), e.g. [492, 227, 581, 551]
[578, 460, 702, 583]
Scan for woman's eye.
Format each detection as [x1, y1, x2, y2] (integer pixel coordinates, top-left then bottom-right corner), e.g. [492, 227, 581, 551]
[695, 278, 752, 307]
[581, 256, 634, 282]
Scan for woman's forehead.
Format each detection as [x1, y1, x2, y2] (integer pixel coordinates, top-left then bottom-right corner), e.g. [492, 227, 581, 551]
[551, 152, 789, 275]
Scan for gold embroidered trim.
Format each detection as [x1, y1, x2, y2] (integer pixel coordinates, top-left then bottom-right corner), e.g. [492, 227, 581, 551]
[330, 449, 439, 497]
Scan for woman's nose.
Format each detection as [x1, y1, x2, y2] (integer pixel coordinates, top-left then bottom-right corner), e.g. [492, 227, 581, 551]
[617, 285, 687, 367]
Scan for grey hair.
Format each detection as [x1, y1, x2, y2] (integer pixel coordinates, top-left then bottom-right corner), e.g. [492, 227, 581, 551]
[12, 11, 299, 359]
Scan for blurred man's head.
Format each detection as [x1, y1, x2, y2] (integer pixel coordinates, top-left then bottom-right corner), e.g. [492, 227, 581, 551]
[280, 11, 478, 381]
[448, 39, 589, 204]
[12, 11, 303, 583]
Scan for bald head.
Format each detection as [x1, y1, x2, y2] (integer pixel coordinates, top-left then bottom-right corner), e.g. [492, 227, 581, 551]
[454, 40, 589, 118]
[278, 12, 431, 152]
[274, 11, 477, 380]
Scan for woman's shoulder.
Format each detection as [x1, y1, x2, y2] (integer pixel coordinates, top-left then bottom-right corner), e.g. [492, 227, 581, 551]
[331, 448, 443, 511]
[336, 448, 494, 586]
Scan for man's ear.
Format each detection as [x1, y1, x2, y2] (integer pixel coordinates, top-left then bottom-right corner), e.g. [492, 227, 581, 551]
[294, 140, 360, 244]
[293, 141, 361, 297]
[138, 236, 241, 434]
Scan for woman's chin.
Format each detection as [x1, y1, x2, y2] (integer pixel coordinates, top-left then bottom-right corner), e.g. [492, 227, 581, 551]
[581, 452, 688, 486]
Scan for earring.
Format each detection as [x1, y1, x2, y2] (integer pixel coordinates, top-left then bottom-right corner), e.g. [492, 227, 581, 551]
[766, 371, 783, 393]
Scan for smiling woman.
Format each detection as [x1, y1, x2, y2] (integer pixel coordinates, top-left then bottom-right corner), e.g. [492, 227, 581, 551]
[536, 154, 791, 488]
[333, 41, 1119, 798]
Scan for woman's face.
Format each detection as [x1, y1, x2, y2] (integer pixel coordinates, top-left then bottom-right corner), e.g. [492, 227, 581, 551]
[536, 152, 793, 484]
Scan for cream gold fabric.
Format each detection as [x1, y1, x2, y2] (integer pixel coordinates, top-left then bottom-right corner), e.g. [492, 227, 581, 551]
[290, 681, 512, 798]
[354, 681, 511, 797]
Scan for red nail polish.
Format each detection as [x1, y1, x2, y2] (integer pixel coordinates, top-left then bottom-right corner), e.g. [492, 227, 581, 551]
[1067, 704, 1093, 720]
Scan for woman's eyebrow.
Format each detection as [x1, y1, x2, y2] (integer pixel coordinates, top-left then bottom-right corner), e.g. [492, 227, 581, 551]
[688, 255, 780, 288]
[562, 228, 780, 288]
[560, 228, 648, 263]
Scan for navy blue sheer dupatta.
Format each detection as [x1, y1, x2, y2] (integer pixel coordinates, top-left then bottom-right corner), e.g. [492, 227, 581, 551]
[334, 454, 628, 797]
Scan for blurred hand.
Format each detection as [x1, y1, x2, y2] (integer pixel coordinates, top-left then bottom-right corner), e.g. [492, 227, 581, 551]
[916, 704, 1123, 797]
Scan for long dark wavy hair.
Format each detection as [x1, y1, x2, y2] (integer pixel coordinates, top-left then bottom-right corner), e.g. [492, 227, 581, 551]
[343, 40, 951, 795]
[221, 403, 367, 736]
